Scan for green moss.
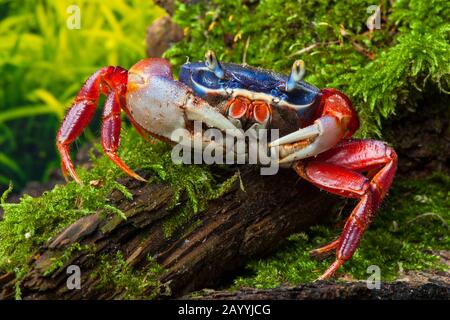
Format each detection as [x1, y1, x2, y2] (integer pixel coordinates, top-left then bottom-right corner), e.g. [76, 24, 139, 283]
[93, 251, 165, 300]
[338, 25, 450, 136]
[43, 243, 94, 277]
[231, 173, 449, 289]
[162, 170, 239, 238]
[0, 126, 237, 287]
[165, 0, 450, 137]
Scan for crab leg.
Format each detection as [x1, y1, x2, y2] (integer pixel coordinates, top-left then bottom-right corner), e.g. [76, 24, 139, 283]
[293, 139, 397, 280]
[56, 66, 145, 183]
[101, 92, 146, 181]
[310, 239, 339, 257]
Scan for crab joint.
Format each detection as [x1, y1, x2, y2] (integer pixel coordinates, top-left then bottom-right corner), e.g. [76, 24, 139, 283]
[205, 50, 225, 79]
[286, 60, 305, 92]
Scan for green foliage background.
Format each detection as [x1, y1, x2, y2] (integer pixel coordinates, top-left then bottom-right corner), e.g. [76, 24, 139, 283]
[0, 0, 165, 189]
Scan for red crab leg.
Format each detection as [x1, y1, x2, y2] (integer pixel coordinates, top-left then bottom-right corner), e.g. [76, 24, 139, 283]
[293, 139, 397, 280]
[310, 239, 339, 257]
[56, 66, 145, 183]
[101, 92, 146, 182]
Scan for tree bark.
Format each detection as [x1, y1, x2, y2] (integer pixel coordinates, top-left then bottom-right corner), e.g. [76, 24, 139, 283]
[0, 166, 339, 300]
[188, 271, 450, 300]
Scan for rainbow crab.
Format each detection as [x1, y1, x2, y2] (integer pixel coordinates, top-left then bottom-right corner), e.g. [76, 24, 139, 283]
[56, 51, 397, 280]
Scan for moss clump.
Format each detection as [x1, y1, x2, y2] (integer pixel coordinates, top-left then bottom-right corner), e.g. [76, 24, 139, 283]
[232, 173, 449, 288]
[165, 0, 450, 137]
[93, 251, 165, 300]
[0, 178, 128, 275]
[0, 126, 237, 287]
[43, 243, 94, 277]
[162, 170, 239, 237]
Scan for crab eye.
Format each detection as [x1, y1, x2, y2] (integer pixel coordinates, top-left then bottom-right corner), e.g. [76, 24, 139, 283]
[253, 102, 271, 125]
[205, 50, 225, 79]
[286, 60, 305, 92]
[227, 98, 248, 119]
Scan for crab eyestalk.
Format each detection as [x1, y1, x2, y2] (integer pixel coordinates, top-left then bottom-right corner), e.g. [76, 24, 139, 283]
[205, 50, 225, 79]
[286, 60, 305, 92]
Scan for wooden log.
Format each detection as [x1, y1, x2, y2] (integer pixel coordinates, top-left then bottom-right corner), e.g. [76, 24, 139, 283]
[188, 270, 450, 300]
[188, 281, 450, 300]
[0, 166, 339, 299]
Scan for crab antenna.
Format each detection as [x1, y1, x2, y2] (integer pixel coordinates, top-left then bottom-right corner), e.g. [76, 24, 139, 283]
[286, 60, 305, 91]
[205, 50, 225, 79]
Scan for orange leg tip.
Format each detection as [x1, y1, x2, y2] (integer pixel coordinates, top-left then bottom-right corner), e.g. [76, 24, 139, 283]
[310, 239, 339, 258]
[57, 143, 82, 184]
[124, 170, 147, 182]
[63, 165, 81, 184]
[105, 151, 147, 183]
[72, 174, 82, 184]
[317, 259, 345, 281]
[132, 172, 147, 182]
[61, 166, 81, 184]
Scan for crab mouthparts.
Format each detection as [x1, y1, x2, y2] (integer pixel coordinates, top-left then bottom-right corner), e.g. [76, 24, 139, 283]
[184, 95, 244, 140]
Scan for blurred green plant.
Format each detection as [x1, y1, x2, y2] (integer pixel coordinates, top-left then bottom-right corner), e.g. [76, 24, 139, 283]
[0, 0, 165, 190]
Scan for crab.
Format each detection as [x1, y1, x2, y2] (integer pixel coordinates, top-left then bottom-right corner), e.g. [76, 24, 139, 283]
[56, 51, 397, 280]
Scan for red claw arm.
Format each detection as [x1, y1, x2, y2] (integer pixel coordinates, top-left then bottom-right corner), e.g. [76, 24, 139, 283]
[56, 66, 146, 183]
[318, 88, 360, 139]
[272, 88, 360, 164]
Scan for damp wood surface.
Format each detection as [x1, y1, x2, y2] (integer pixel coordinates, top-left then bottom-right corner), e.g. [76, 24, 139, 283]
[188, 270, 449, 300]
[0, 166, 338, 299]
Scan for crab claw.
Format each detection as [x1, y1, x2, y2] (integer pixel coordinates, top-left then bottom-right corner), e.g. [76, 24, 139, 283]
[269, 123, 320, 147]
[272, 116, 343, 164]
[270, 88, 359, 164]
[126, 58, 243, 151]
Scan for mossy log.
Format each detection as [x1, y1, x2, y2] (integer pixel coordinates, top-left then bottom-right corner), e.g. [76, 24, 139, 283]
[189, 272, 450, 300]
[0, 166, 339, 299]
